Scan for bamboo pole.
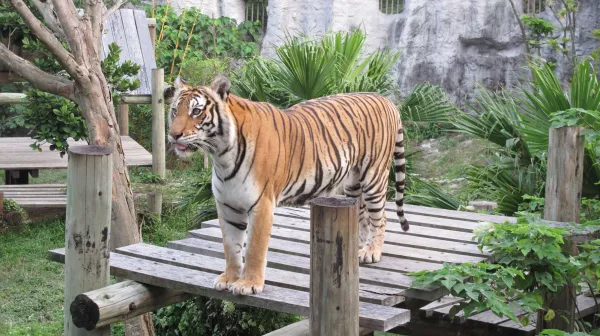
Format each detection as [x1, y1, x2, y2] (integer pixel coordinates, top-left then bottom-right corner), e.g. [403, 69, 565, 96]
[309, 196, 359, 336]
[148, 68, 165, 217]
[0, 92, 28, 104]
[536, 126, 585, 333]
[64, 145, 113, 336]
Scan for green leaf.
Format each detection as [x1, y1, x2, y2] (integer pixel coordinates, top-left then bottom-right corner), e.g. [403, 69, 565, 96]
[544, 309, 556, 322]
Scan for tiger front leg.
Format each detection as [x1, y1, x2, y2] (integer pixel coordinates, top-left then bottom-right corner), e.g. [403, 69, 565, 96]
[213, 203, 247, 292]
[230, 200, 273, 295]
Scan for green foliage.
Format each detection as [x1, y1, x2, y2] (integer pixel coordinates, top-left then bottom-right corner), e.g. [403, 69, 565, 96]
[153, 296, 301, 336]
[18, 43, 140, 157]
[2, 199, 25, 215]
[152, 5, 260, 82]
[180, 58, 232, 86]
[522, 15, 554, 55]
[410, 215, 597, 328]
[22, 90, 87, 156]
[232, 29, 400, 105]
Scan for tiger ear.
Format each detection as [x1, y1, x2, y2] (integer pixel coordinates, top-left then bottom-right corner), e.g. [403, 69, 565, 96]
[211, 75, 231, 100]
[174, 75, 190, 90]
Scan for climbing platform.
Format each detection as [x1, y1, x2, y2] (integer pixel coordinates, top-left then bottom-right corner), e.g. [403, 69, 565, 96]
[48, 203, 517, 332]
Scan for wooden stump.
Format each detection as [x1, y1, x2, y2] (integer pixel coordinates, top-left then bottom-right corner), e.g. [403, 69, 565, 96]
[309, 196, 359, 336]
[537, 126, 585, 333]
[64, 145, 113, 336]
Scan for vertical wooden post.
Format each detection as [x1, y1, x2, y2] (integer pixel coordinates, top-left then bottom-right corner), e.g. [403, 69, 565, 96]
[64, 145, 113, 336]
[147, 18, 157, 52]
[148, 68, 166, 217]
[0, 191, 4, 222]
[118, 103, 129, 136]
[309, 196, 359, 336]
[536, 126, 585, 333]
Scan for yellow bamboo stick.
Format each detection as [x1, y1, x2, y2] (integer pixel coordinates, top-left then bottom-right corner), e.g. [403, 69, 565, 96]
[157, 0, 172, 43]
[168, 8, 187, 83]
[178, 10, 201, 77]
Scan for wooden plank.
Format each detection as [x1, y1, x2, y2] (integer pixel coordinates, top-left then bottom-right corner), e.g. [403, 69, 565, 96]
[116, 243, 401, 306]
[171, 236, 448, 301]
[420, 296, 465, 317]
[300, 203, 518, 224]
[276, 207, 482, 233]
[133, 9, 157, 90]
[48, 249, 411, 332]
[264, 320, 375, 336]
[170, 236, 438, 287]
[190, 227, 486, 264]
[201, 220, 486, 257]
[205, 211, 478, 244]
[120, 9, 150, 95]
[101, 11, 118, 60]
[109, 10, 137, 95]
[0, 136, 151, 169]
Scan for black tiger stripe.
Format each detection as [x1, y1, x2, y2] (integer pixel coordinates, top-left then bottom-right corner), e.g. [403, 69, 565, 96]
[225, 220, 247, 231]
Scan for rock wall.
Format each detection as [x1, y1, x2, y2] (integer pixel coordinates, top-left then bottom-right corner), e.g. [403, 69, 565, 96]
[168, 0, 600, 102]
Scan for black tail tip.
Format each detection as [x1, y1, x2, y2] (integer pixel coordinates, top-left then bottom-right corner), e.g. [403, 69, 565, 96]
[401, 219, 409, 232]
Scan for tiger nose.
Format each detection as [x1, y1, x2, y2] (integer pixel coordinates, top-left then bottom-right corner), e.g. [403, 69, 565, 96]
[171, 132, 183, 140]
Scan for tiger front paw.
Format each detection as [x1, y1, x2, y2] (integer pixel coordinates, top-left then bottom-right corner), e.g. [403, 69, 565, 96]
[213, 273, 239, 292]
[230, 278, 265, 295]
[358, 244, 382, 264]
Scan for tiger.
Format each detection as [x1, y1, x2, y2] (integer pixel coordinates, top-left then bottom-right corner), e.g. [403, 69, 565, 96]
[164, 75, 408, 296]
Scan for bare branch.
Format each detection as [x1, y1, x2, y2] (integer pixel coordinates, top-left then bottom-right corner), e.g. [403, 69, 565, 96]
[9, 0, 79, 74]
[52, 0, 87, 66]
[30, 0, 67, 42]
[0, 42, 76, 101]
[103, 0, 129, 22]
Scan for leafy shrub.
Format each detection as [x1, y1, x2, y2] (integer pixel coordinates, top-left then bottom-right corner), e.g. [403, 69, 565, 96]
[153, 297, 301, 336]
[410, 214, 600, 331]
[151, 5, 261, 82]
[232, 29, 400, 105]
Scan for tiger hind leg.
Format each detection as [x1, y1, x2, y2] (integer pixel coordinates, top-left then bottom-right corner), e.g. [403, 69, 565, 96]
[343, 167, 370, 249]
[358, 172, 388, 264]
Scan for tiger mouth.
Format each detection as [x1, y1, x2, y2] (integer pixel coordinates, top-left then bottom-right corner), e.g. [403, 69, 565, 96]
[173, 143, 191, 151]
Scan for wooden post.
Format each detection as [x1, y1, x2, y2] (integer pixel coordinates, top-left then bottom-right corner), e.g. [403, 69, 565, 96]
[70, 280, 191, 331]
[147, 18, 157, 52]
[0, 191, 4, 222]
[64, 145, 113, 336]
[117, 104, 129, 136]
[148, 68, 166, 216]
[309, 196, 359, 336]
[536, 126, 585, 333]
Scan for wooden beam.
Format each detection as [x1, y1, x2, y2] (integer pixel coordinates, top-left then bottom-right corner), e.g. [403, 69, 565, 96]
[120, 95, 171, 105]
[147, 18, 156, 52]
[70, 280, 192, 331]
[64, 145, 114, 336]
[309, 196, 360, 336]
[148, 68, 166, 216]
[117, 104, 129, 136]
[0, 93, 28, 104]
[537, 126, 585, 333]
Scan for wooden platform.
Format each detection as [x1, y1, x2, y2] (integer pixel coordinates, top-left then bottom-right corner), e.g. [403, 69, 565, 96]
[0, 136, 152, 170]
[48, 203, 519, 332]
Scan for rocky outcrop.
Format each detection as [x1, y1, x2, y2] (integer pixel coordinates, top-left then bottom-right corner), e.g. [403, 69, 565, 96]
[167, 0, 600, 102]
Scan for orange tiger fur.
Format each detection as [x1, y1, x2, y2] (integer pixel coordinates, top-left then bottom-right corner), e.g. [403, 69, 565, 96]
[166, 75, 408, 295]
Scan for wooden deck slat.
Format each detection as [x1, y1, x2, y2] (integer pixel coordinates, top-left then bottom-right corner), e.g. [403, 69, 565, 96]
[120, 9, 150, 95]
[0, 136, 152, 169]
[202, 218, 487, 257]
[169, 237, 442, 277]
[48, 248, 411, 331]
[276, 207, 482, 233]
[191, 226, 487, 265]
[116, 243, 404, 306]
[299, 203, 518, 224]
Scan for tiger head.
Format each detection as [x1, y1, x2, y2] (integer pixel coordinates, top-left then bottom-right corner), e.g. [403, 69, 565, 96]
[165, 75, 232, 158]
